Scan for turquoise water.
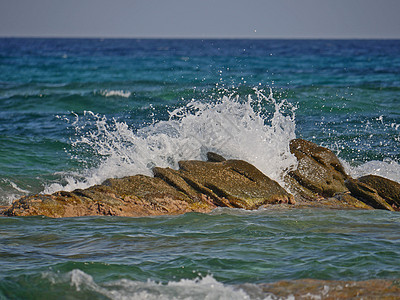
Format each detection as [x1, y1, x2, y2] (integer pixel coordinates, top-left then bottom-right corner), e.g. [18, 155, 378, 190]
[1, 209, 399, 298]
[0, 39, 400, 298]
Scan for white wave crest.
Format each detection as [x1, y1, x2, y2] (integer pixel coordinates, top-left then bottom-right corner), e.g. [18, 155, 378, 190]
[100, 89, 131, 98]
[44, 88, 298, 194]
[43, 269, 254, 300]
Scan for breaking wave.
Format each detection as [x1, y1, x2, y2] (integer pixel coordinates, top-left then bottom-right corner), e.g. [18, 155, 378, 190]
[42, 86, 400, 196]
[41, 269, 253, 300]
[99, 89, 132, 98]
[44, 88, 298, 194]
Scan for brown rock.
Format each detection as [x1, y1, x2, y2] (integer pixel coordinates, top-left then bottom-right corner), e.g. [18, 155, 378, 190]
[176, 159, 295, 209]
[153, 167, 207, 202]
[286, 139, 349, 199]
[0, 205, 11, 215]
[206, 152, 226, 162]
[333, 192, 374, 210]
[3, 156, 293, 218]
[240, 278, 400, 299]
[4, 144, 398, 217]
[358, 175, 400, 210]
[345, 178, 394, 211]
[283, 139, 395, 210]
[3, 174, 214, 218]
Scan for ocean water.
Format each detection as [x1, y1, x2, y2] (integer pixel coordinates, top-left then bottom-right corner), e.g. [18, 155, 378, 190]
[0, 38, 399, 298]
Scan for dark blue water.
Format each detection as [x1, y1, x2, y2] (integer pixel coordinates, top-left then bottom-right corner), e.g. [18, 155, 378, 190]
[0, 39, 399, 298]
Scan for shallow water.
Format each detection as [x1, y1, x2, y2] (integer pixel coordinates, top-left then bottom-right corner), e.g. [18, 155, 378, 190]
[1, 208, 399, 299]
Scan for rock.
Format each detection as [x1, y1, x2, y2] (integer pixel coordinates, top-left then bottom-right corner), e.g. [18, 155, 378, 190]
[206, 152, 226, 162]
[3, 141, 400, 218]
[283, 139, 397, 211]
[345, 178, 394, 211]
[332, 192, 374, 210]
[240, 279, 400, 299]
[358, 175, 400, 210]
[0, 205, 10, 215]
[174, 158, 295, 209]
[3, 155, 294, 218]
[285, 139, 349, 200]
[3, 175, 214, 218]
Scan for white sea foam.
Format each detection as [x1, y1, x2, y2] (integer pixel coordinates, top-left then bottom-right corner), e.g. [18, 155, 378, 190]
[0, 178, 31, 204]
[43, 269, 254, 300]
[44, 88, 298, 194]
[344, 159, 400, 183]
[100, 89, 132, 98]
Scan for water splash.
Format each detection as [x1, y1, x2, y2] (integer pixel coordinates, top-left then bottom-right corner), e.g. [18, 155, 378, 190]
[344, 159, 400, 183]
[44, 88, 297, 194]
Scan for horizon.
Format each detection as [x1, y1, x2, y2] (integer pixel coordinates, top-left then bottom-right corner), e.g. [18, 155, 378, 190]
[1, 36, 400, 40]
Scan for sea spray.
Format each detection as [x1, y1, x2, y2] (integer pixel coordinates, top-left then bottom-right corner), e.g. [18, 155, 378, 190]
[345, 159, 400, 183]
[44, 88, 298, 194]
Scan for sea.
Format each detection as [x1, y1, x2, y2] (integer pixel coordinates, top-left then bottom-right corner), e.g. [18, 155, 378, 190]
[0, 38, 399, 299]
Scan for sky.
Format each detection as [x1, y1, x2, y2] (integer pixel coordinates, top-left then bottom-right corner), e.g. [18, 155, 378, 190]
[1, 0, 400, 39]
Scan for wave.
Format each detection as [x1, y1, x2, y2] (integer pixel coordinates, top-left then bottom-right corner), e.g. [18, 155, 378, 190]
[35, 86, 399, 196]
[40, 269, 253, 300]
[0, 178, 32, 205]
[99, 89, 132, 98]
[44, 88, 297, 194]
[7, 268, 399, 299]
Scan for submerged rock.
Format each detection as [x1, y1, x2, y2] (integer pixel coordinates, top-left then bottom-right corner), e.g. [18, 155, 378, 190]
[241, 278, 400, 299]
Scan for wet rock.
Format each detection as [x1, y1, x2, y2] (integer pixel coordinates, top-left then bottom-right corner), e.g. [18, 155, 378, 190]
[358, 174, 400, 210]
[240, 278, 400, 299]
[345, 178, 394, 211]
[283, 139, 395, 211]
[0, 205, 10, 215]
[3, 175, 214, 218]
[3, 155, 293, 217]
[206, 152, 226, 162]
[285, 139, 349, 199]
[332, 192, 374, 210]
[3, 143, 400, 218]
[174, 158, 295, 209]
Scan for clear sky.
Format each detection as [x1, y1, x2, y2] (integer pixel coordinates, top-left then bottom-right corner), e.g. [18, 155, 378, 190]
[1, 0, 400, 39]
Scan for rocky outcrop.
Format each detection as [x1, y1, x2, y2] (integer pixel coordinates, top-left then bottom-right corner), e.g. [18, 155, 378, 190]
[285, 139, 348, 199]
[358, 174, 400, 210]
[284, 139, 397, 211]
[345, 178, 395, 211]
[2, 139, 399, 218]
[3, 176, 207, 218]
[3, 156, 293, 218]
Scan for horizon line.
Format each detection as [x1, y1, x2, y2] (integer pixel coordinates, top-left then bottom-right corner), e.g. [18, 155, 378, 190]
[1, 35, 400, 40]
